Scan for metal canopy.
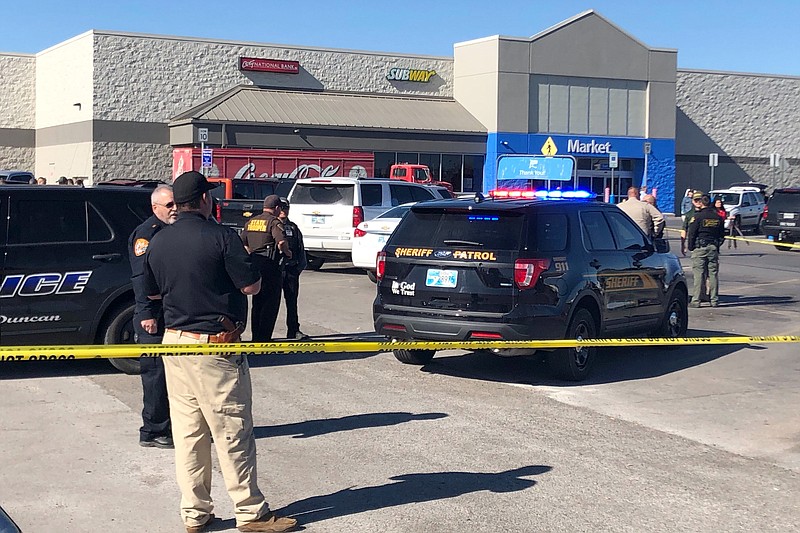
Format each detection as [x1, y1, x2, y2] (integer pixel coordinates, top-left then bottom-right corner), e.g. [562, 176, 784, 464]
[171, 85, 486, 134]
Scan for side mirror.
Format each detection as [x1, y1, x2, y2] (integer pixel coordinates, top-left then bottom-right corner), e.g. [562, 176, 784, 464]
[653, 238, 670, 254]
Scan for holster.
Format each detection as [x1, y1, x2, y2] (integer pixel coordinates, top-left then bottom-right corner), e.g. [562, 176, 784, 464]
[216, 315, 245, 343]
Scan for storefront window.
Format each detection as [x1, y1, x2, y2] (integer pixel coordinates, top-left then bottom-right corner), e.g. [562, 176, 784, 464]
[441, 155, 462, 191]
[396, 153, 418, 165]
[463, 155, 484, 192]
[374, 152, 394, 178]
[419, 153, 441, 181]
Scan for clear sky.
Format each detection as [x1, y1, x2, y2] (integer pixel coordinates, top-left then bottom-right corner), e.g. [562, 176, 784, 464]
[2, 0, 799, 76]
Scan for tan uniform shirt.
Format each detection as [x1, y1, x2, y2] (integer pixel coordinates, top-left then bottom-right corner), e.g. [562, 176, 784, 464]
[617, 197, 665, 237]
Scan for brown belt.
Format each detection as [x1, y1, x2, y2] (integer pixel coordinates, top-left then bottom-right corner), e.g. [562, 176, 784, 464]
[165, 328, 241, 343]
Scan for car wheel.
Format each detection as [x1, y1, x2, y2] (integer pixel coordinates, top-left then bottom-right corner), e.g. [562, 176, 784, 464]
[393, 349, 435, 365]
[655, 289, 688, 342]
[775, 244, 793, 251]
[306, 256, 325, 270]
[547, 308, 597, 381]
[366, 270, 377, 283]
[101, 302, 141, 375]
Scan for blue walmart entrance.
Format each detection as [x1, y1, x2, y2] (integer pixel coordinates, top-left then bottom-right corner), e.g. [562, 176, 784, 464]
[485, 133, 676, 212]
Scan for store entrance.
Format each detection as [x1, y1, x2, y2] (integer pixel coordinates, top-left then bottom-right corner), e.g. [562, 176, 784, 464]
[576, 170, 634, 203]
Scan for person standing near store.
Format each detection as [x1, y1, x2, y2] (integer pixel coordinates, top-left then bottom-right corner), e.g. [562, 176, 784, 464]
[240, 194, 291, 342]
[687, 193, 726, 308]
[617, 186, 665, 238]
[129, 184, 177, 449]
[277, 198, 308, 340]
[143, 171, 297, 533]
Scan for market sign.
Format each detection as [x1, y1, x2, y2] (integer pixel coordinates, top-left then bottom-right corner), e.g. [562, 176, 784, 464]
[239, 57, 300, 74]
[386, 67, 436, 83]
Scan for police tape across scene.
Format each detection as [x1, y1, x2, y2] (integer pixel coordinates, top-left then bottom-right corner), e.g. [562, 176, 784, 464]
[1, 336, 798, 362]
[664, 227, 800, 249]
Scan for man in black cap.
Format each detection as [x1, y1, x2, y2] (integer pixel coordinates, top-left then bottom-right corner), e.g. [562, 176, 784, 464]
[143, 171, 297, 533]
[129, 184, 177, 449]
[277, 198, 308, 340]
[240, 194, 291, 342]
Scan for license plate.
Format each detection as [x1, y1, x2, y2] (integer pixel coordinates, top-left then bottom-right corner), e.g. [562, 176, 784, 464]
[426, 269, 458, 288]
[780, 221, 796, 227]
[783, 213, 796, 219]
[311, 215, 325, 225]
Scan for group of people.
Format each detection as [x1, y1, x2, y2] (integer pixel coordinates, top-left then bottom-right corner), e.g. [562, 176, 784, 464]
[680, 190, 727, 308]
[0, 176, 84, 185]
[127, 171, 304, 532]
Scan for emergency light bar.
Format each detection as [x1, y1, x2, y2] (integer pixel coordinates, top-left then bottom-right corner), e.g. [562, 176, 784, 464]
[489, 189, 594, 199]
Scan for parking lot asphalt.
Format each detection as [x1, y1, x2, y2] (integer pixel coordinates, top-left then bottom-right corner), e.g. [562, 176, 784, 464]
[1, 217, 798, 532]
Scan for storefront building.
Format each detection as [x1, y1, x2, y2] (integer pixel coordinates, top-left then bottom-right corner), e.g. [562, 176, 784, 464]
[1, 10, 797, 213]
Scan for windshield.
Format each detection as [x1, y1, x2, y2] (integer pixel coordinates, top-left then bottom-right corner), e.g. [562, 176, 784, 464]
[390, 209, 525, 251]
[768, 191, 800, 211]
[378, 205, 414, 219]
[289, 183, 355, 205]
[714, 192, 741, 206]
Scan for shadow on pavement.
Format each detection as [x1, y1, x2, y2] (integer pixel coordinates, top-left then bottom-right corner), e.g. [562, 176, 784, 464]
[0, 357, 117, 380]
[279, 465, 552, 525]
[716, 295, 795, 307]
[418, 328, 752, 386]
[254, 411, 447, 439]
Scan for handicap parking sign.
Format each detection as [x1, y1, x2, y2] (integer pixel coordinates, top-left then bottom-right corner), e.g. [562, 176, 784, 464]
[201, 148, 213, 168]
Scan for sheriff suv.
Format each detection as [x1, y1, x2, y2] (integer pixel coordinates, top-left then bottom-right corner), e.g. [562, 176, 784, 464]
[373, 195, 688, 381]
[0, 184, 152, 373]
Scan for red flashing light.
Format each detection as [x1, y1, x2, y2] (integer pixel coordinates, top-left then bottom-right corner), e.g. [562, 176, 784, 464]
[490, 189, 537, 199]
[514, 258, 551, 290]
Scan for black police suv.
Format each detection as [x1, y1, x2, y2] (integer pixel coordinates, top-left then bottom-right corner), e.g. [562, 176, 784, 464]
[0, 185, 152, 373]
[373, 196, 689, 381]
[761, 187, 800, 251]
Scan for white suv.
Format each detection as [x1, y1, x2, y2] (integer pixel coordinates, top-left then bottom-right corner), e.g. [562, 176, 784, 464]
[709, 186, 766, 232]
[287, 177, 448, 269]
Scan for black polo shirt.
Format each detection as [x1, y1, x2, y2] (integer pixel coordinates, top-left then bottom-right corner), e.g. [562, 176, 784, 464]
[143, 212, 260, 333]
[128, 214, 166, 321]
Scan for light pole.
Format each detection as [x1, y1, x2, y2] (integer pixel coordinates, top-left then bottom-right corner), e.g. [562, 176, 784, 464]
[709, 152, 718, 191]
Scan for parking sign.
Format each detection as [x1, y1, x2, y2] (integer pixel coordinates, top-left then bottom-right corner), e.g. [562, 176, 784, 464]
[202, 148, 213, 168]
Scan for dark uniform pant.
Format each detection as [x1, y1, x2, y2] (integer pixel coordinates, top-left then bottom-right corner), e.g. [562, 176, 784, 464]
[282, 270, 300, 336]
[251, 256, 282, 342]
[135, 320, 171, 441]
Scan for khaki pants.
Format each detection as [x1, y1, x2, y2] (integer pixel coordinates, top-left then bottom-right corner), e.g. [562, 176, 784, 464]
[691, 244, 719, 305]
[162, 330, 268, 528]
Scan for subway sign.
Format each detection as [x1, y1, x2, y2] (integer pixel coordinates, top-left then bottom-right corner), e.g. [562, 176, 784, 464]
[386, 68, 436, 83]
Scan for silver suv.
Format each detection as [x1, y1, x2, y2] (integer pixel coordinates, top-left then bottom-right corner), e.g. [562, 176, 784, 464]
[288, 177, 448, 269]
[709, 186, 766, 232]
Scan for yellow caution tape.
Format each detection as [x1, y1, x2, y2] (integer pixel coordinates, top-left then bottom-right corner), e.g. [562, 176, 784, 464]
[1, 336, 798, 362]
[664, 227, 800, 249]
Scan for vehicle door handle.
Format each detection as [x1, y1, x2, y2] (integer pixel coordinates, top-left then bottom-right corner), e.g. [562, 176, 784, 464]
[92, 253, 122, 263]
[589, 259, 601, 269]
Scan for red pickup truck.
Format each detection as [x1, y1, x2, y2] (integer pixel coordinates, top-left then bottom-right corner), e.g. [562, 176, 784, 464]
[390, 164, 454, 193]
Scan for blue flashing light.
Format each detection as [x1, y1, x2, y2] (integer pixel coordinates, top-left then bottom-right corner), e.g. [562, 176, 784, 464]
[467, 215, 500, 221]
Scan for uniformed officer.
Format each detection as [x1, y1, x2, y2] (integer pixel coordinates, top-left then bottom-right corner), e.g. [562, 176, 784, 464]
[687, 193, 726, 308]
[143, 171, 297, 533]
[240, 194, 291, 342]
[128, 184, 176, 449]
[277, 198, 308, 340]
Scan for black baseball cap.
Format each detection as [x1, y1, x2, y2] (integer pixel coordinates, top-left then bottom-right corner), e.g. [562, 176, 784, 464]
[173, 171, 218, 204]
[279, 197, 290, 209]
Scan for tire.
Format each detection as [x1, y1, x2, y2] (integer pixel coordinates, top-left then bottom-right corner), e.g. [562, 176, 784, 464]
[366, 270, 377, 283]
[655, 289, 688, 341]
[306, 256, 325, 270]
[393, 349, 435, 365]
[101, 302, 141, 375]
[547, 308, 597, 381]
[775, 244, 793, 252]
